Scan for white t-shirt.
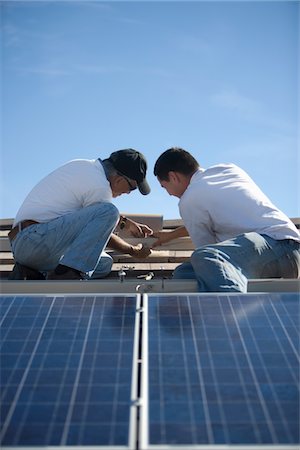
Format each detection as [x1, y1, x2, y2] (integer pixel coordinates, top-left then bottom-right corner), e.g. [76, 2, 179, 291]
[179, 164, 300, 247]
[14, 159, 113, 225]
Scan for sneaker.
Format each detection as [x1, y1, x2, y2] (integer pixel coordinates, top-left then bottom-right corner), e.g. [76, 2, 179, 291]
[47, 264, 83, 280]
[8, 262, 46, 280]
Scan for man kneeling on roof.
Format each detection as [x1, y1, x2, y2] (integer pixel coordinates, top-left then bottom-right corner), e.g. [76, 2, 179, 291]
[153, 147, 300, 293]
[9, 149, 152, 280]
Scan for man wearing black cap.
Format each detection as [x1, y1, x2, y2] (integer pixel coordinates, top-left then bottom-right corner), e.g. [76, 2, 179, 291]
[9, 149, 152, 280]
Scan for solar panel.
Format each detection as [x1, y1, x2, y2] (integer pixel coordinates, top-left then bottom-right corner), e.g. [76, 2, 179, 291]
[0, 294, 137, 448]
[145, 293, 299, 448]
[1, 292, 299, 449]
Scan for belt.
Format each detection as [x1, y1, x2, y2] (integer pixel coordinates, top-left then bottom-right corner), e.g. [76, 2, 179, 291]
[8, 220, 40, 242]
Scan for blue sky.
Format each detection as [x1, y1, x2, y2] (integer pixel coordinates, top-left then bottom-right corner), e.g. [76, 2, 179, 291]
[1, 0, 299, 220]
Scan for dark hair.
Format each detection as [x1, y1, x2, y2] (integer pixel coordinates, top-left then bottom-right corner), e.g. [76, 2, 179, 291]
[154, 147, 200, 180]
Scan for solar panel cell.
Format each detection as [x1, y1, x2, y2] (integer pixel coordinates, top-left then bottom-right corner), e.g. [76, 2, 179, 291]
[147, 293, 300, 447]
[0, 295, 136, 447]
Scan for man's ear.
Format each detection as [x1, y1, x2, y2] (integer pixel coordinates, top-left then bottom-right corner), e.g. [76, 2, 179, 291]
[168, 171, 178, 182]
[169, 171, 182, 183]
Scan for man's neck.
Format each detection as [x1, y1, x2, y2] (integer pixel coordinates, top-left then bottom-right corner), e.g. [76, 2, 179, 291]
[100, 159, 116, 181]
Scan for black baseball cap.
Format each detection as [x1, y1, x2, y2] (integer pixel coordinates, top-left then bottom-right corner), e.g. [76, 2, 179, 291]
[108, 149, 150, 195]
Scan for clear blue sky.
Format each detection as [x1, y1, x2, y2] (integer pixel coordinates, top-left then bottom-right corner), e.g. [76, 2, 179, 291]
[1, 0, 299, 220]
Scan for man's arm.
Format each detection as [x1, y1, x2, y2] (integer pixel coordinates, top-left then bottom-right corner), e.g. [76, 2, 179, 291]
[152, 226, 189, 248]
[108, 233, 151, 258]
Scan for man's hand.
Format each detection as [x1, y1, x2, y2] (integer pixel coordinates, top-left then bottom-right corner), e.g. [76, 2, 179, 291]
[151, 226, 189, 248]
[130, 243, 152, 258]
[127, 219, 153, 238]
[152, 231, 173, 248]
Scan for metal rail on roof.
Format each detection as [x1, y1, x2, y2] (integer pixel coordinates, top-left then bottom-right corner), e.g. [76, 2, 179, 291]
[1, 279, 299, 295]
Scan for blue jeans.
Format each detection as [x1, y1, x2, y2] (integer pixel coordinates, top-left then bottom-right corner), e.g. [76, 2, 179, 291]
[11, 202, 119, 278]
[173, 232, 300, 293]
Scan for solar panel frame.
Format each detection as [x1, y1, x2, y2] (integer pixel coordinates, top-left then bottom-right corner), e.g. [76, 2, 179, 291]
[139, 292, 149, 450]
[0, 294, 140, 450]
[144, 292, 300, 450]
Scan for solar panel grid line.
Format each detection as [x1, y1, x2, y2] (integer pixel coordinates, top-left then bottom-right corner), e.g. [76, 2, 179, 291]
[203, 295, 255, 442]
[0, 296, 23, 406]
[59, 296, 97, 445]
[1, 296, 29, 400]
[1, 296, 70, 446]
[184, 295, 216, 444]
[180, 296, 205, 444]
[252, 294, 299, 435]
[227, 294, 297, 444]
[108, 295, 130, 446]
[268, 298, 300, 364]
[17, 296, 80, 446]
[198, 294, 263, 443]
[0, 296, 57, 443]
[190, 295, 231, 443]
[217, 295, 272, 443]
[146, 294, 219, 447]
[67, 294, 136, 448]
[68, 296, 107, 445]
[17, 295, 79, 446]
[0, 295, 16, 328]
[258, 296, 299, 441]
[225, 296, 278, 441]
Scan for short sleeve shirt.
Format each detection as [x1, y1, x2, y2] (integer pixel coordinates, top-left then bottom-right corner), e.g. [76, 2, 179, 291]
[14, 159, 112, 225]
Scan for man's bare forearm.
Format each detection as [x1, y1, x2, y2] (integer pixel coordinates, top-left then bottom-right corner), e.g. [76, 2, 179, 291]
[108, 233, 151, 258]
[108, 234, 133, 255]
[170, 226, 189, 239]
[152, 226, 189, 248]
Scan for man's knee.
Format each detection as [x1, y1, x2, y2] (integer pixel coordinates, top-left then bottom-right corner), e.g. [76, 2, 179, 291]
[107, 203, 119, 220]
[173, 262, 196, 279]
[191, 245, 247, 292]
[191, 247, 220, 267]
[93, 202, 119, 222]
[191, 246, 232, 278]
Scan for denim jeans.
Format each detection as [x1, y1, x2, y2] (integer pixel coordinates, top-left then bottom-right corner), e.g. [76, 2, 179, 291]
[173, 232, 300, 293]
[11, 202, 119, 278]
